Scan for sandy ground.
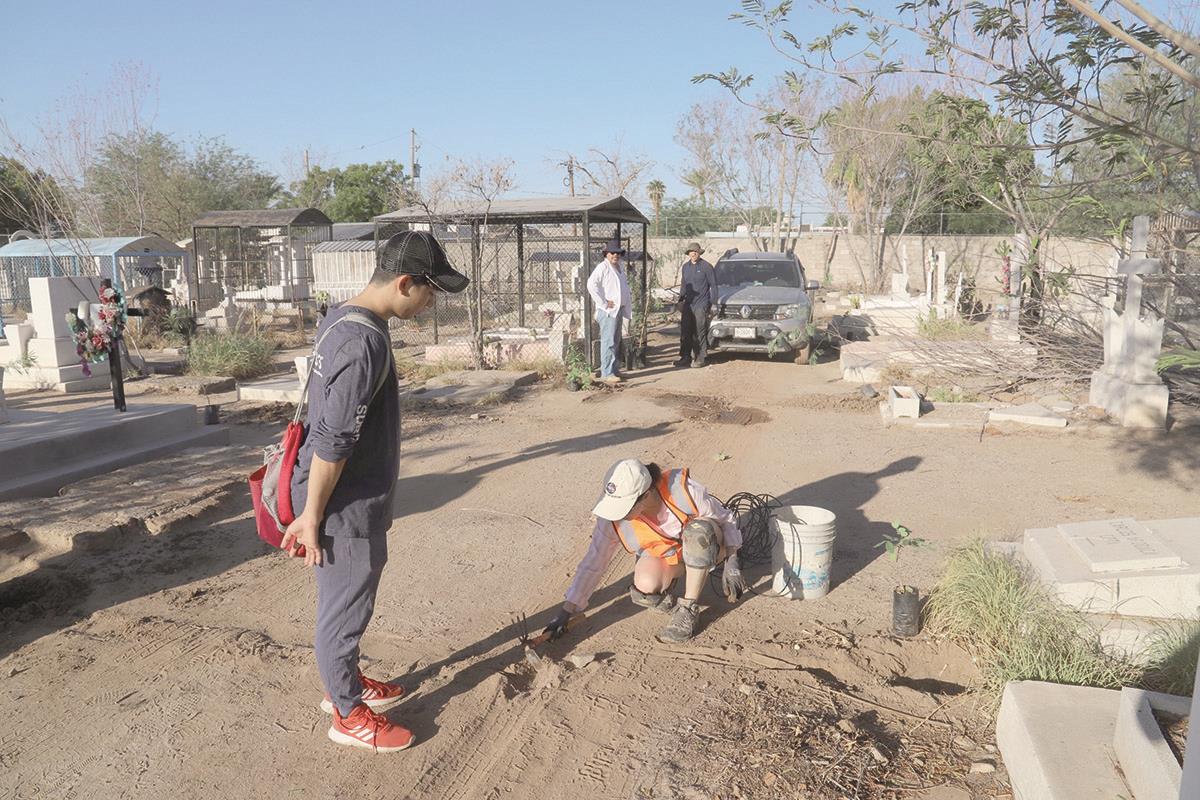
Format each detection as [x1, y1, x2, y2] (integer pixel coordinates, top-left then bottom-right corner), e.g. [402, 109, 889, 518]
[2, 333, 1198, 800]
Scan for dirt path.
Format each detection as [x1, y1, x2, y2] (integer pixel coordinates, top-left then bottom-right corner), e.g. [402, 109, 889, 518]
[2, 343, 1197, 799]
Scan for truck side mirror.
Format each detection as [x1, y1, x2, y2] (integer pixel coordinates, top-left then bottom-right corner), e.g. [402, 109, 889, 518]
[805, 279, 821, 291]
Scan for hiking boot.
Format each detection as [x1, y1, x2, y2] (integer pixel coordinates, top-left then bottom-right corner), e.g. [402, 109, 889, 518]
[600, 375, 623, 385]
[328, 704, 415, 752]
[657, 600, 700, 643]
[630, 585, 677, 615]
[320, 673, 406, 714]
[673, 359, 690, 368]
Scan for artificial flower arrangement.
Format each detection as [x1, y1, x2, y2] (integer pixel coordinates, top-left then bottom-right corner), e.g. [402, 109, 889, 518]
[64, 284, 125, 378]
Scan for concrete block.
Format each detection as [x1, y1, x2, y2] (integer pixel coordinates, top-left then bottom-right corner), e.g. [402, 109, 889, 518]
[0, 403, 228, 501]
[1113, 688, 1187, 800]
[1023, 518, 1200, 618]
[996, 681, 1132, 800]
[889, 385, 921, 419]
[237, 377, 303, 404]
[988, 403, 1067, 428]
[1089, 370, 1169, 429]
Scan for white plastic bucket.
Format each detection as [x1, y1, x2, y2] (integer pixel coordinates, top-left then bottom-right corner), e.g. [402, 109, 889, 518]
[770, 505, 837, 599]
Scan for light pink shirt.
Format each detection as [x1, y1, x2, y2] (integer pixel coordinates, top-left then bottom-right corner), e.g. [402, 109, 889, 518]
[564, 476, 742, 610]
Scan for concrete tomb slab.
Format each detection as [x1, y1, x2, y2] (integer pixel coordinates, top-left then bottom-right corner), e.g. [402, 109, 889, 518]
[997, 680, 1132, 800]
[987, 403, 1067, 428]
[1059, 518, 1184, 573]
[1114, 688, 1187, 800]
[1024, 517, 1200, 618]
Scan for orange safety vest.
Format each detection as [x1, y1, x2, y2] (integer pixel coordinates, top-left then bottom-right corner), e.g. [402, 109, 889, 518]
[611, 468, 699, 565]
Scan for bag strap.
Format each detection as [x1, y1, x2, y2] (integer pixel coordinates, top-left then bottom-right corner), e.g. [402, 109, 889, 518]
[292, 311, 393, 425]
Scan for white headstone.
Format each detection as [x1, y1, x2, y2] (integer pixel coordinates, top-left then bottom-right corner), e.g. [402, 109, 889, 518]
[935, 251, 948, 306]
[1059, 518, 1185, 573]
[294, 355, 313, 386]
[6, 276, 111, 391]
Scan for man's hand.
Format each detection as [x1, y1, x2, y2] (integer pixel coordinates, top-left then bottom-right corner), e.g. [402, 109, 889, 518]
[282, 512, 323, 567]
[543, 608, 572, 641]
[722, 553, 746, 602]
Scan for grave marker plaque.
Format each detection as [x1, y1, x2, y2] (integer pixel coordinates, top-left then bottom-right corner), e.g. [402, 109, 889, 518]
[1059, 518, 1185, 573]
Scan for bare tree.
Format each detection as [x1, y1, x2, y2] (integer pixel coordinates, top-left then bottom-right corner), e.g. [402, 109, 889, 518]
[675, 84, 823, 252]
[568, 140, 653, 199]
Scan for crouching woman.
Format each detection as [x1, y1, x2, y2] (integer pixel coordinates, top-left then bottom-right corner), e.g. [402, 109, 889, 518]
[544, 459, 745, 644]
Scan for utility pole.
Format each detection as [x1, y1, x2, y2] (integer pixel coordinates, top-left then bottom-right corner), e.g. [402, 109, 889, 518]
[561, 156, 578, 235]
[410, 129, 421, 187]
[303, 148, 310, 176]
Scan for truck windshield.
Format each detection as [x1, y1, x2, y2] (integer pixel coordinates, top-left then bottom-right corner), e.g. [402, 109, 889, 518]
[715, 260, 801, 288]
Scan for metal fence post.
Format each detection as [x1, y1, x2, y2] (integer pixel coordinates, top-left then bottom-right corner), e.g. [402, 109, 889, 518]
[582, 212, 593, 370]
[516, 223, 525, 328]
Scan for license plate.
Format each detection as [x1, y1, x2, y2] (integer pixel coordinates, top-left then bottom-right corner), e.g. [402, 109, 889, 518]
[734, 327, 756, 339]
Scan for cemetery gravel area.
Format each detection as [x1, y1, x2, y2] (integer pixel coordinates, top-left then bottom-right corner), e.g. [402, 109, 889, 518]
[2, 346, 1197, 800]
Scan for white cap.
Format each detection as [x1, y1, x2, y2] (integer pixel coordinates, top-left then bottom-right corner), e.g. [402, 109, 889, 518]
[591, 459, 652, 521]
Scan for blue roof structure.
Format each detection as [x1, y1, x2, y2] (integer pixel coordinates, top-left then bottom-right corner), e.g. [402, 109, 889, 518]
[0, 235, 186, 258]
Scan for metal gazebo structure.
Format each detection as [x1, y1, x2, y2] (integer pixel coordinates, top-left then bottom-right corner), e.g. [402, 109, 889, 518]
[190, 207, 333, 312]
[372, 196, 651, 368]
[0, 235, 188, 316]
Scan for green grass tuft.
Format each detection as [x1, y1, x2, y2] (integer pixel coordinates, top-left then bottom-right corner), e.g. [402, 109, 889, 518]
[186, 332, 276, 380]
[926, 542, 1141, 698]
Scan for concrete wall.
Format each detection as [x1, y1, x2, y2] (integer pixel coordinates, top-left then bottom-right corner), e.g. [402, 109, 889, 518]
[646, 233, 1118, 303]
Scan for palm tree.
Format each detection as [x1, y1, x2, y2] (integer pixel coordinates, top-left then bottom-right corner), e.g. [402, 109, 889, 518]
[647, 179, 666, 235]
[681, 169, 713, 206]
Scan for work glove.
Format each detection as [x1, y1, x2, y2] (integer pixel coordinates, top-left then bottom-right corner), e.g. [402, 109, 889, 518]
[722, 553, 747, 602]
[543, 608, 572, 641]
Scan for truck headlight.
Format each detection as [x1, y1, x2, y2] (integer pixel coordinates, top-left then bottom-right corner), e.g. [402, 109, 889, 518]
[774, 303, 800, 320]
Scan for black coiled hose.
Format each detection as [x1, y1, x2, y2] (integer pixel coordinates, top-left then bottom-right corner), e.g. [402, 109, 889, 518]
[721, 492, 783, 566]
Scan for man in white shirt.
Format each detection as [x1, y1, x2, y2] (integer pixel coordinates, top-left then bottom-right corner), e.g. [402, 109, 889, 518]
[543, 459, 746, 643]
[585, 239, 632, 385]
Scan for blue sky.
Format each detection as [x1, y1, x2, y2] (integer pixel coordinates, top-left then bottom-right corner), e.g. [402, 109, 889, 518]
[0, 0, 844, 204]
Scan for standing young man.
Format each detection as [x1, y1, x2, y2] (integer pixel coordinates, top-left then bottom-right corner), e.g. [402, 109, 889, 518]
[675, 243, 716, 368]
[283, 230, 468, 752]
[586, 239, 632, 385]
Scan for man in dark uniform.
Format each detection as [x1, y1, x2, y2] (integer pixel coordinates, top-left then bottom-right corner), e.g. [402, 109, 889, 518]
[675, 243, 717, 368]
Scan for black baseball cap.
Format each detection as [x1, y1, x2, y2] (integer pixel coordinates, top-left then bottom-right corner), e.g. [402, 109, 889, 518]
[378, 230, 470, 294]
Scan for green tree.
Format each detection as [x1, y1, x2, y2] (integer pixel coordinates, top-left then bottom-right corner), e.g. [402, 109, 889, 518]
[287, 161, 409, 223]
[0, 157, 69, 235]
[657, 198, 740, 237]
[87, 132, 280, 239]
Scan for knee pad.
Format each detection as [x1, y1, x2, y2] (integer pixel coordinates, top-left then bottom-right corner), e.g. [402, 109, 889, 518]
[630, 583, 676, 612]
[682, 517, 721, 569]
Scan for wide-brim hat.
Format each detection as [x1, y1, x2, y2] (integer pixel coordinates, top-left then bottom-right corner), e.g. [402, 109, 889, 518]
[684, 242, 705, 255]
[378, 231, 470, 294]
[591, 458, 652, 521]
[602, 239, 626, 255]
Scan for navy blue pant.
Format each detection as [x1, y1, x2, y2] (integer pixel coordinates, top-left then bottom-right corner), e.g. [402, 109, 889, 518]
[314, 535, 388, 716]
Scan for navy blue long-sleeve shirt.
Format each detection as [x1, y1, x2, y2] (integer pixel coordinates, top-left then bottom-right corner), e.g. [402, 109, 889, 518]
[290, 305, 399, 537]
[680, 258, 717, 308]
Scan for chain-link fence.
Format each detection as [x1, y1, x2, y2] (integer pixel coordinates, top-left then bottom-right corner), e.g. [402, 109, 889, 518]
[359, 199, 652, 370]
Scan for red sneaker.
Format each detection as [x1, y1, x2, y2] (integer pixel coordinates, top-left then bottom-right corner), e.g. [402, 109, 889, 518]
[320, 673, 407, 714]
[328, 704, 415, 752]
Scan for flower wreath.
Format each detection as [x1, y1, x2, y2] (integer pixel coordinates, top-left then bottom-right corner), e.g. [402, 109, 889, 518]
[64, 285, 126, 378]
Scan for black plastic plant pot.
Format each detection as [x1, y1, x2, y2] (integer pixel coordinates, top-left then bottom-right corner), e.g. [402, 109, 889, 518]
[566, 377, 582, 392]
[203, 405, 220, 425]
[892, 585, 920, 637]
[624, 347, 635, 372]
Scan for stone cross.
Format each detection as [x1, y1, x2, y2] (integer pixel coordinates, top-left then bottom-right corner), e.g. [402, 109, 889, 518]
[1105, 216, 1164, 383]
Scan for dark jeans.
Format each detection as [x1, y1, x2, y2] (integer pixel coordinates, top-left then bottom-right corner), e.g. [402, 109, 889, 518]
[678, 303, 709, 365]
